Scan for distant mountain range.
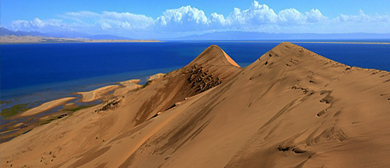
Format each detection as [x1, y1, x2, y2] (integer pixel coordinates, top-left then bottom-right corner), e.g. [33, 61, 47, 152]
[175, 31, 390, 41]
[0, 27, 131, 40]
[2, 27, 390, 41]
[0, 27, 44, 36]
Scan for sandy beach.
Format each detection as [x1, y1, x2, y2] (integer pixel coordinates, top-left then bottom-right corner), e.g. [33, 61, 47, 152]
[2, 43, 390, 167]
[20, 97, 77, 117]
[148, 73, 166, 81]
[75, 85, 121, 102]
[0, 35, 161, 44]
[113, 79, 142, 96]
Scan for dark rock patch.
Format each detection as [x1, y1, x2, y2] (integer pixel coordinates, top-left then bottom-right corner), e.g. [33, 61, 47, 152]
[95, 99, 121, 113]
[186, 64, 222, 93]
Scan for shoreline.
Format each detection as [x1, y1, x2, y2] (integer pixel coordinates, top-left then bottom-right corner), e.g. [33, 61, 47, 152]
[0, 77, 147, 143]
[292, 41, 390, 45]
[0, 66, 181, 103]
[1, 73, 164, 118]
[0, 35, 162, 44]
[0, 72, 166, 143]
[19, 97, 78, 117]
[74, 85, 121, 103]
[0, 40, 162, 45]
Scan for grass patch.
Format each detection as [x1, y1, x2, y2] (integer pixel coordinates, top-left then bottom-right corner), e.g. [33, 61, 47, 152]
[0, 100, 12, 104]
[0, 103, 30, 118]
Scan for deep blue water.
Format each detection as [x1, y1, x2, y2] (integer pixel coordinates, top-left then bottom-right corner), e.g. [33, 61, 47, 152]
[1, 41, 389, 103]
[297, 43, 390, 72]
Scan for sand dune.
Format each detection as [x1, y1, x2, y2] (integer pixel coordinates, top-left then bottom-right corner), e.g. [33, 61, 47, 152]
[20, 97, 77, 117]
[1, 43, 390, 168]
[75, 85, 121, 102]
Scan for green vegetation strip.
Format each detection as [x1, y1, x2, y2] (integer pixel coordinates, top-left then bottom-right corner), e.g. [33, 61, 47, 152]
[0, 100, 12, 104]
[0, 104, 30, 118]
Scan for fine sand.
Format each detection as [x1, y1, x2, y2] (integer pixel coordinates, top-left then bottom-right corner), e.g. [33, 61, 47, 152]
[75, 85, 121, 102]
[20, 97, 77, 117]
[148, 73, 166, 81]
[113, 79, 142, 96]
[1, 43, 390, 168]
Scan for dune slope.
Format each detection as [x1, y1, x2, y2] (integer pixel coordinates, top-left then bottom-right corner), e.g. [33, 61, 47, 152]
[1, 43, 390, 168]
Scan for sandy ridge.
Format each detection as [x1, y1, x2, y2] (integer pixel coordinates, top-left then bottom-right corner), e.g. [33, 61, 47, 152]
[113, 79, 142, 96]
[20, 97, 78, 116]
[75, 85, 121, 102]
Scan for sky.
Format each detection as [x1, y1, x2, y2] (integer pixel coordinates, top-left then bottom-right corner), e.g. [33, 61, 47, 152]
[1, 0, 390, 39]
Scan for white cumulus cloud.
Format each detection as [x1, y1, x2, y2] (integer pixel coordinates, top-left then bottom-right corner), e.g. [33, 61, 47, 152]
[336, 10, 390, 23]
[11, 18, 64, 31]
[11, 11, 154, 33]
[224, 2, 278, 27]
[305, 9, 327, 22]
[155, 5, 209, 31]
[6, 1, 390, 38]
[278, 8, 306, 24]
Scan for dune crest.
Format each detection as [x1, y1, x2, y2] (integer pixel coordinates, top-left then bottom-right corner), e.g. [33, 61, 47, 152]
[186, 45, 240, 68]
[1, 43, 390, 168]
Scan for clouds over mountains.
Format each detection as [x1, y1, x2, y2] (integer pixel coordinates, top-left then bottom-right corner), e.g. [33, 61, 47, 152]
[7, 1, 390, 37]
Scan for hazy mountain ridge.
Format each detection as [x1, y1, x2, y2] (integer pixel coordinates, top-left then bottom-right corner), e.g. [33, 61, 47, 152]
[175, 31, 390, 41]
[0, 27, 131, 40]
[2, 27, 390, 41]
[0, 27, 163, 43]
[0, 27, 44, 36]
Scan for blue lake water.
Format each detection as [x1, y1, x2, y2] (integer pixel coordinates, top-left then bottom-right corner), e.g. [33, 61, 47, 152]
[1, 41, 389, 106]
